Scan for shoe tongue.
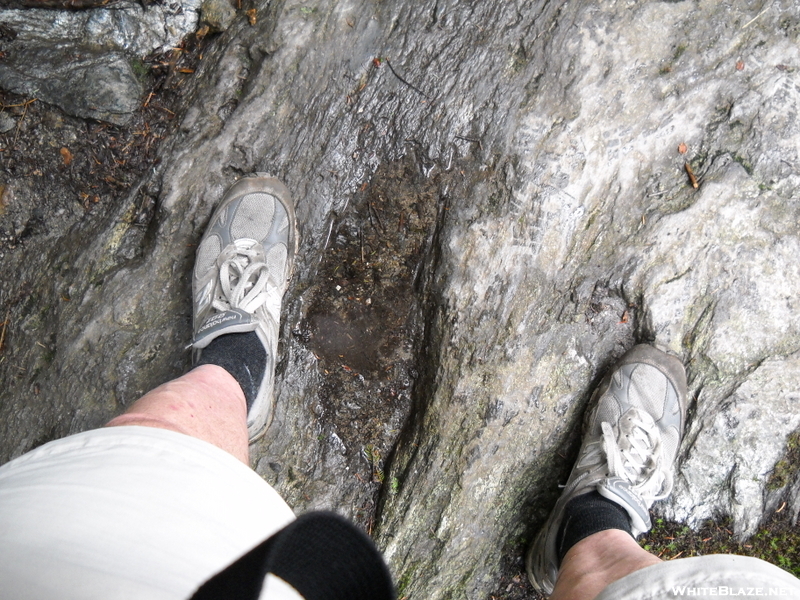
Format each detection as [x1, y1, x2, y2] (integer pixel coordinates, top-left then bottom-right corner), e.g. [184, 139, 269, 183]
[193, 309, 258, 349]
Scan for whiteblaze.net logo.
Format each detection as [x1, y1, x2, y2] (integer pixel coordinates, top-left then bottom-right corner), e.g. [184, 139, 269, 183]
[672, 587, 800, 597]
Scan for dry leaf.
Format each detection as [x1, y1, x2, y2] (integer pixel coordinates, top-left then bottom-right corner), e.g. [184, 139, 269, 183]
[247, 8, 257, 25]
[60, 147, 73, 166]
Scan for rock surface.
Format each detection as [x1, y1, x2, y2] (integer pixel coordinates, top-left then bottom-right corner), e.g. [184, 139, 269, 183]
[0, 0, 799, 598]
[0, 0, 201, 123]
[0, 42, 141, 124]
[201, 0, 235, 32]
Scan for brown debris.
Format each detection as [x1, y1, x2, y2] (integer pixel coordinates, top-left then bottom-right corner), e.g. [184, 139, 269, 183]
[60, 147, 73, 166]
[685, 162, 699, 189]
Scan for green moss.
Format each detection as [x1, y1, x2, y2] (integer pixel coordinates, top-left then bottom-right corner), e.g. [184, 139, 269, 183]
[130, 58, 150, 81]
[733, 153, 754, 175]
[673, 44, 688, 60]
[364, 444, 385, 483]
[641, 512, 800, 578]
[768, 430, 800, 491]
[40, 345, 56, 365]
[508, 43, 529, 75]
[396, 563, 418, 596]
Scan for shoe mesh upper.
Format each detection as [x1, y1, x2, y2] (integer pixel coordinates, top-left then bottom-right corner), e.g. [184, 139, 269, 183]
[630, 365, 679, 461]
[631, 365, 668, 421]
[231, 193, 276, 240]
[195, 234, 221, 277]
[265, 244, 288, 284]
[594, 365, 679, 464]
[662, 424, 680, 465]
[595, 390, 621, 428]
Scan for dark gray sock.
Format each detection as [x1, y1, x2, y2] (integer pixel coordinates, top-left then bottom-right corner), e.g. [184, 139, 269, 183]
[555, 491, 633, 566]
[195, 331, 267, 410]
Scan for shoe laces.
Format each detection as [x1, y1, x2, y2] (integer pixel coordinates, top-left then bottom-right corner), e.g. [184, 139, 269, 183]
[575, 409, 672, 504]
[605, 409, 673, 502]
[214, 239, 276, 314]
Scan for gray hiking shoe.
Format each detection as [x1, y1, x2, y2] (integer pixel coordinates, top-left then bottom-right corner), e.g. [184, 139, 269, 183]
[526, 344, 687, 595]
[192, 174, 297, 442]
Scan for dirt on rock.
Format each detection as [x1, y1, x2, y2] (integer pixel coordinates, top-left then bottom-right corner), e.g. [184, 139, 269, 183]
[0, 35, 207, 353]
[290, 155, 444, 529]
[0, 35, 207, 259]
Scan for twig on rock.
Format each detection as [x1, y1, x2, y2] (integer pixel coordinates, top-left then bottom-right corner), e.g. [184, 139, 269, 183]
[0, 311, 9, 353]
[742, 3, 773, 29]
[455, 135, 482, 150]
[383, 58, 430, 100]
[684, 162, 699, 189]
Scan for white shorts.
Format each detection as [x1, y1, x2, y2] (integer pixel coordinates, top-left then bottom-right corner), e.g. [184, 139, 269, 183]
[597, 554, 800, 600]
[0, 426, 295, 600]
[2, 427, 798, 600]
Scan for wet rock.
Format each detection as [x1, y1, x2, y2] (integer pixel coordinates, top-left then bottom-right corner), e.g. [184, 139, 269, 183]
[0, 1, 201, 57]
[0, 112, 14, 133]
[0, 0, 200, 122]
[200, 0, 235, 33]
[0, 0, 799, 598]
[0, 43, 141, 125]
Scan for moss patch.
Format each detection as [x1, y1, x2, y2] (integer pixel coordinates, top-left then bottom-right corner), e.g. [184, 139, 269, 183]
[768, 430, 800, 491]
[641, 512, 800, 578]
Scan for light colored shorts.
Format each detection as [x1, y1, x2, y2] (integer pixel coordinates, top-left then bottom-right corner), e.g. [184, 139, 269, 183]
[2, 427, 798, 600]
[597, 554, 800, 600]
[0, 426, 296, 600]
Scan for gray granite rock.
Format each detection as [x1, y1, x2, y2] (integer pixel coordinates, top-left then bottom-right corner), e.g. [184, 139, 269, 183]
[0, 0, 798, 598]
[0, 43, 141, 125]
[0, 112, 15, 133]
[0, 0, 200, 122]
[200, 0, 235, 32]
[0, 1, 201, 57]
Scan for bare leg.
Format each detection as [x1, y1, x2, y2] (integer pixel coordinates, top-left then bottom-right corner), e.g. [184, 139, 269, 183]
[550, 529, 661, 600]
[106, 364, 249, 464]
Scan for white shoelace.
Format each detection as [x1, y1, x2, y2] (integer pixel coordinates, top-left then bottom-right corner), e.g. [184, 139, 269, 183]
[601, 412, 672, 503]
[214, 239, 273, 314]
[572, 411, 672, 504]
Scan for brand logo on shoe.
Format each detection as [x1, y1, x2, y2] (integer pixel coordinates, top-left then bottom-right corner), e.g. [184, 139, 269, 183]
[198, 309, 251, 334]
